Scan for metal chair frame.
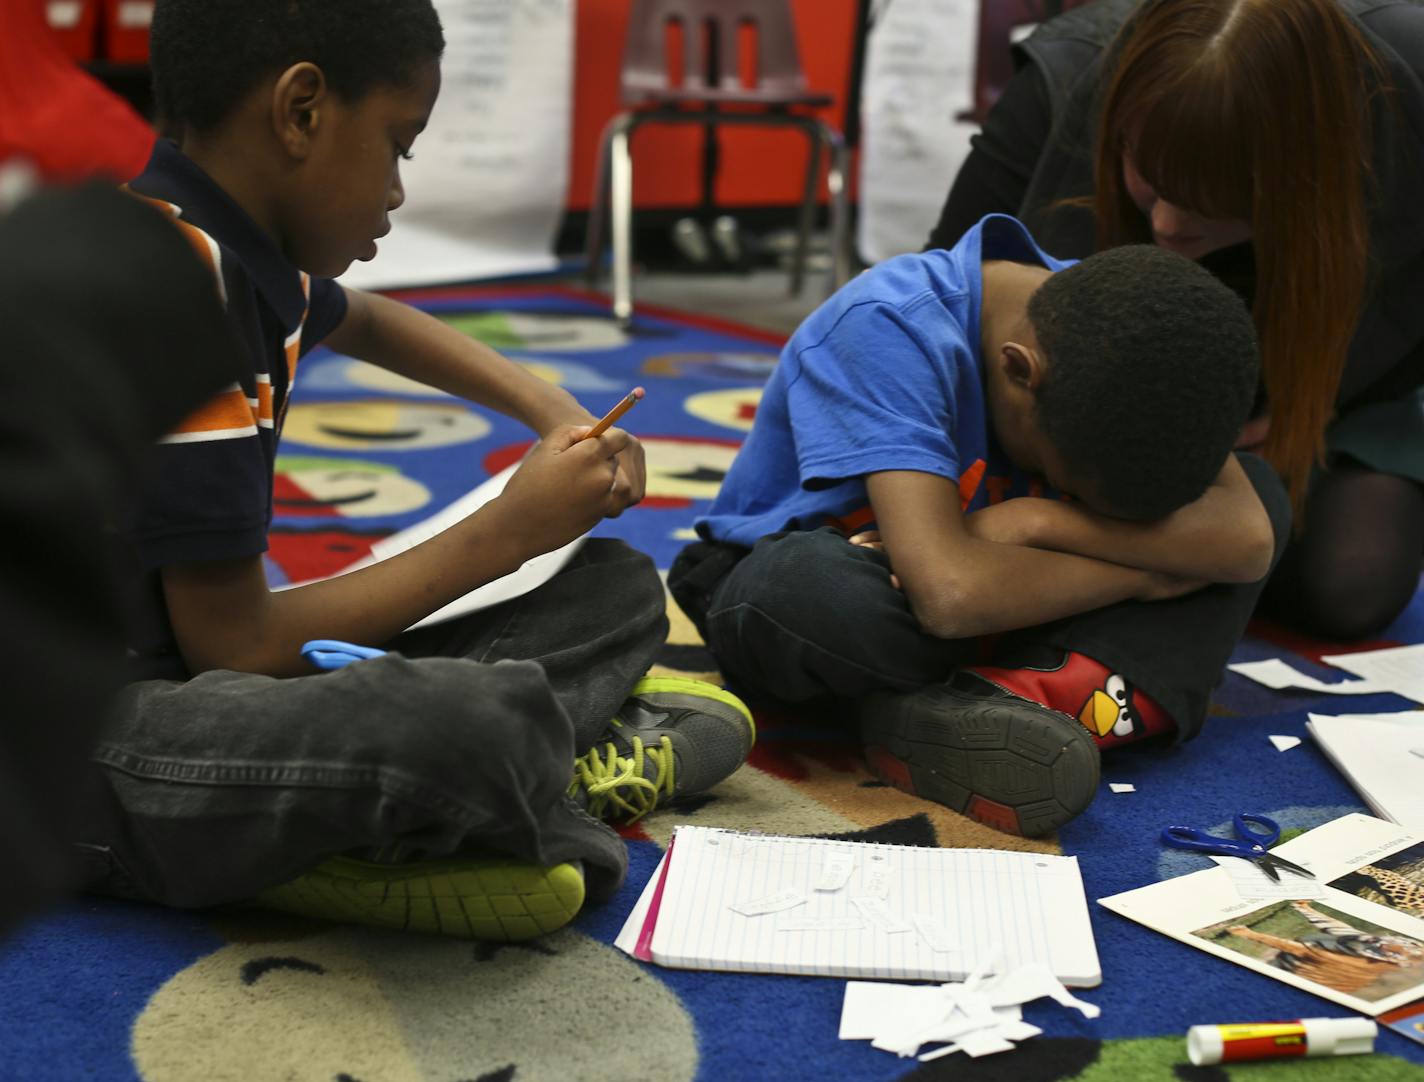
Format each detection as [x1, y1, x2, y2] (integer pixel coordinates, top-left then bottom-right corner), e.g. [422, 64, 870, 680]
[584, 2, 852, 326]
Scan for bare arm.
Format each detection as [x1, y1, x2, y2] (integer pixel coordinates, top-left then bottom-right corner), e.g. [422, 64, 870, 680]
[961, 457, 1275, 584]
[165, 426, 636, 676]
[328, 289, 586, 432]
[868, 470, 1185, 640]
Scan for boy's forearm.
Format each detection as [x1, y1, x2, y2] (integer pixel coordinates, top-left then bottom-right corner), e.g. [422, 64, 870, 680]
[970, 458, 1275, 584]
[325, 288, 592, 434]
[906, 539, 1158, 640]
[166, 502, 535, 677]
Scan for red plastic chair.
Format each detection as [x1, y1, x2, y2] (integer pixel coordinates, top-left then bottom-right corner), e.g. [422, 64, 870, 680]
[0, 0, 154, 183]
[584, 0, 852, 325]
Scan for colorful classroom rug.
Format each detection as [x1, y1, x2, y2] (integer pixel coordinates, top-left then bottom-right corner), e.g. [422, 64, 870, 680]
[3, 285, 1424, 1081]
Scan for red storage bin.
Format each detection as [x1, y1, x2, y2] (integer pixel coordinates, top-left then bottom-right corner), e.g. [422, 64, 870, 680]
[102, 0, 153, 63]
[44, 0, 99, 62]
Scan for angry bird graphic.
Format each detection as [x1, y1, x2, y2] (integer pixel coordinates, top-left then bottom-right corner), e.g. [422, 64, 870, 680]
[1078, 672, 1141, 739]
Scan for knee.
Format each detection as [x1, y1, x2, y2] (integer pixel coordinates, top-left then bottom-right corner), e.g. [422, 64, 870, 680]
[345, 656, 571, 790]
[717, 529, 885, 624]
[710, 529, 911, 655]
[578, 538, 665, 632]
[1287, 571, 1415, 641]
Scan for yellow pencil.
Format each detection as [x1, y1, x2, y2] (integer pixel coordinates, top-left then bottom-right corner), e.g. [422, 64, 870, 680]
[581, 386, 645, 441]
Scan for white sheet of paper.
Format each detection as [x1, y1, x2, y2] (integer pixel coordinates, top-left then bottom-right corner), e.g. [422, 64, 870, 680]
[1209, 854, 1328, 902]
[1227, 658, 1392, 696]
[1099, 813, 1424, 1016]
[1109, 783, 1136, 793]
[1322, 645, 1424, 704]
[613, 850, 668, 957]
[278, 462, 585, 630]
[1307, 714, 1424, 830]
[338, 0, 572, 289]
[1269, 735, 1303, 752]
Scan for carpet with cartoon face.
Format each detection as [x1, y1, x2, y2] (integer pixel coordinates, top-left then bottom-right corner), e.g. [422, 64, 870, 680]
[3, 286, 1423, 1081]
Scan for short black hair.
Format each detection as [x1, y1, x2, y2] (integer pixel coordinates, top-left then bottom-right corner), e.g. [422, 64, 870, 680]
[1027, 244, 1258, 520]
[150, 0, 445, 136]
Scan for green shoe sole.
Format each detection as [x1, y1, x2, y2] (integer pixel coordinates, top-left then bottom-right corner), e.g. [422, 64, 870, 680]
[255, 855, 585, 941]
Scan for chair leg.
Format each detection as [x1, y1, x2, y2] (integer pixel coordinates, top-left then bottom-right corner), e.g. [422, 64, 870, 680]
[789, 121, 822, 298]
[820, 122, 853, 294]
[584, 117, 621, 288]
[609, 118, 636, 327]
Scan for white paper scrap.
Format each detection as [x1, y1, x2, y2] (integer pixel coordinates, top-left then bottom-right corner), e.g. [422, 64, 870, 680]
[952, 1031, 1017, 1058]
[982, 963, 1102, 1019]
[862, 867, 890, 899]
[843, 961, 1104, 1061]
[777, 917, 863, 933]
[729, 889, 806, 917]
[1269, 734, 1302, 752]
[1109, 783, 1136, 793]
[852, 896, 912, 933]
[1210, 855, 1328, 902]
[913, 914, 958, 953]
[1321, 644, 1424, 704]
[1227, 658, 1391, 696]
[814, 852, 855, 892]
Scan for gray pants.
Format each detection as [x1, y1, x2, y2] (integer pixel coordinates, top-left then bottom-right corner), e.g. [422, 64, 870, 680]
[78, 540, 667, 909]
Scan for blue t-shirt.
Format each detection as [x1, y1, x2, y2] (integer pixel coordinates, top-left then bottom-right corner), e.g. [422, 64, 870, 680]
[697, 215, 1072, 548]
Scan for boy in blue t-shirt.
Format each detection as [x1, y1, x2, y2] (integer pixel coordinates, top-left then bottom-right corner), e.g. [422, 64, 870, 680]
[670, 215, 1290, 838]
[77, 0, 756, 942]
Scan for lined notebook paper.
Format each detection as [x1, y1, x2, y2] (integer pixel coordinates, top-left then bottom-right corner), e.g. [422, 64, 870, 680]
[615, 826, 1101, 987]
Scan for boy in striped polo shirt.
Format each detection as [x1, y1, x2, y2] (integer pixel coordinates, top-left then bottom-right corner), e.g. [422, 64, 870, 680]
[84, 0, 754, 941]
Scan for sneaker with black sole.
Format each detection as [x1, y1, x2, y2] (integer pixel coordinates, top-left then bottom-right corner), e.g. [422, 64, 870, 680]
[255, 854, 586, 941]
[570, 676, 755, 823]
[858, 670, 1100, 837]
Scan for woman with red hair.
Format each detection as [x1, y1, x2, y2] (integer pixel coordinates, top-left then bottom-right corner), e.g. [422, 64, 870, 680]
[927, 0, 1424, 640]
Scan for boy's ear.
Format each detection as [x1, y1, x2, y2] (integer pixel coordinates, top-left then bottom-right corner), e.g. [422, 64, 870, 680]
[1000, 342, 1047, 392]
[271, 63, 328, 159]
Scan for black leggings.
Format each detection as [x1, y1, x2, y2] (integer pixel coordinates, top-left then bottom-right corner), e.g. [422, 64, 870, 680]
[1258, 460, 1424, 640]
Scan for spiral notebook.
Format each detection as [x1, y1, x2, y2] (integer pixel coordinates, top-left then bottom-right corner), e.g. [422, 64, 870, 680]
[614, 826, 1101, 987]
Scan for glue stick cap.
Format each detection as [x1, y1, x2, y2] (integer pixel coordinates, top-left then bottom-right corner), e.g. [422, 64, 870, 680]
[1186, 1025, 1224, 1066]
[1300, 1017, 1377, 1057]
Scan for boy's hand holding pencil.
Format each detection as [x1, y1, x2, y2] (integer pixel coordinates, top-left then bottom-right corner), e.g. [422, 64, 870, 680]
[493, 388, 648, 555]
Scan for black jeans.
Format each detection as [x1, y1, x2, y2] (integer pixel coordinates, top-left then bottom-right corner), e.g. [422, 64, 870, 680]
[78, 539, 667, 909]
[670, 454, 1290, 742]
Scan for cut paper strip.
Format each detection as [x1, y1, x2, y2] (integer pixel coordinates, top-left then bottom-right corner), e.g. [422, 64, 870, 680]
[1210, 855, 1328, 903]
[1268, 735, 1302, 752]
[1227, 658, 1391, 696]
[729, 889, 807, 918]
[843, 961, 1102, 1063]
[814, 852, 855, 892]
[851, 896, 912, 934]
[1109, 783, 1136, 794]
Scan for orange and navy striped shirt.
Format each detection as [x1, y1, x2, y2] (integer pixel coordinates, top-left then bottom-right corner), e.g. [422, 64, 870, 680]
[123, 139, 348, 678]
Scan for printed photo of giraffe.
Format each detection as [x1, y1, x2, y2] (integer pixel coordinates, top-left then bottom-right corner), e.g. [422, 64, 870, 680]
[1193, 899, 1424, 1003]
[1329, 841, 1424, 920]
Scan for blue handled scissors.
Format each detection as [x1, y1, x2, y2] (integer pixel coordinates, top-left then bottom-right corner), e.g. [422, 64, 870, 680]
[301, 639, 387, 671]
[1160, 813, 1315, 882]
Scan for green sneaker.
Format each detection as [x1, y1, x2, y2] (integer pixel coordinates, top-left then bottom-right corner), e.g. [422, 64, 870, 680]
[255, 854, 585, 941]
[570, 676, 755, 823]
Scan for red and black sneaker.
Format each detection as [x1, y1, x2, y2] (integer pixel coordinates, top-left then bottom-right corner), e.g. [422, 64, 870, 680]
[858, 669, 1100, 838]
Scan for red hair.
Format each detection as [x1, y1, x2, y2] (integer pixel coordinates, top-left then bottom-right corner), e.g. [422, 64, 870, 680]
[1093, 0, 1381, 510]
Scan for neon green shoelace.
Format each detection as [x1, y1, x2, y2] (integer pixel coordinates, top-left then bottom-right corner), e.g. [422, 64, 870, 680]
[571, 733, 677, 823]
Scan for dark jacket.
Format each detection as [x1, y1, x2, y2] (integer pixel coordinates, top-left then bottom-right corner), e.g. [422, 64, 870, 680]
[1013, 0, 1424, 410]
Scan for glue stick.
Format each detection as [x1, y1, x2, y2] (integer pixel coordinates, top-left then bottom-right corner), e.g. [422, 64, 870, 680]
[1186, 1018, 1377, 1066]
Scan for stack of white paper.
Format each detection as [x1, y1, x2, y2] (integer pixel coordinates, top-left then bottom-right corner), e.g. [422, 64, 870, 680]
[1307, 711, 1424, 830]
[614, 826, 1101, 986]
